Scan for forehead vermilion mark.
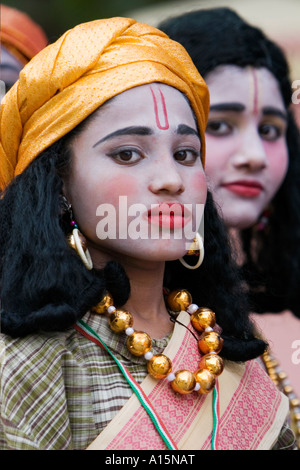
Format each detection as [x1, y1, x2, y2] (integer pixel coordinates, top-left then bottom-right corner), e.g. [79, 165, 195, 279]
[150, 86, 169, 130]
[250, 68, 259, 115]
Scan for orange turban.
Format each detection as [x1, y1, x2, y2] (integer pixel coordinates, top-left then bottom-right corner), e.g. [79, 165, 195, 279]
[0, 17, 209, 191]
[0, 4, 48, 63]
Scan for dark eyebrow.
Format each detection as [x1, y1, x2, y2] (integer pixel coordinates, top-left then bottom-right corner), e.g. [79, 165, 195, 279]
[176, 124, 200, 138]
[93, 126, 153, 147]
[262, 106, 287, 121]
[209, 103, 288, 122]
[210, 102, 245, 112]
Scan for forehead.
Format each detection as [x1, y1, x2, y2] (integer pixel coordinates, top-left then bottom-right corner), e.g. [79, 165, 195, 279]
[97, 83, 197, 126]
[206, 65, 285, 110]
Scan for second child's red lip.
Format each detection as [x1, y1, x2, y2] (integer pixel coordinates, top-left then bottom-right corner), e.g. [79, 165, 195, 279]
[222, 180, 264, 197]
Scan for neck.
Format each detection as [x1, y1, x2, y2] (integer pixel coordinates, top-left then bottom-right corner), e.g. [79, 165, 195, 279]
[228, 228, 246, 266]
[124, 262, 173, 338]
[89, 246, 174, 338]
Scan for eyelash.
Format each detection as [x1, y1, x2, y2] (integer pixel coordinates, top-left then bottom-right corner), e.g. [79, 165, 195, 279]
[206, 120, 232, 136]
[107, 147, 201, 165]
[107, 148, 144, 165]
[206, 119, 286, 141]
[174, 148, 200, 165]
[258, 123, 285, 141]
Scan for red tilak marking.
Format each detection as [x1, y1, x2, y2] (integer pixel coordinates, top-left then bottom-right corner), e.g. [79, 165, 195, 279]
[251, 69, 259, 114]
[150, 86, 169, 130]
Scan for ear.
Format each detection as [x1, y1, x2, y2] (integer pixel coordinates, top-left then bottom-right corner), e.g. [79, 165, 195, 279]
[59, 193, 72, 217]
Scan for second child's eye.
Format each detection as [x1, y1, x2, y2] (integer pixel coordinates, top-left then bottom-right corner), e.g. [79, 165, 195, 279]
[259, 123, 284, 141]
[206, 120, 233, 136]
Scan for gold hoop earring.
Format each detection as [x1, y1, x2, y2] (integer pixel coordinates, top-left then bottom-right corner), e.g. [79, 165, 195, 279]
[62, 195, 93, 271]
[179, 232, 204, 270]
[68, 227, 93, 270]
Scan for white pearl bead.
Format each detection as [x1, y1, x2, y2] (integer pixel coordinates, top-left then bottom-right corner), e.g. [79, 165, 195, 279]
[194, 383, 201, 391]
[125, 327, 134, 336]
[107, 306, 116, 314]
[144, 351, 153, 360]
[187, 304, 198, 314]
[167, 373, 176, 382]
[205, 326, 213, 332]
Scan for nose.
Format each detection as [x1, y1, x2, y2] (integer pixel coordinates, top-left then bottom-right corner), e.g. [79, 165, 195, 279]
[148, 158, 185, 195]
[233, 126, 267, 171]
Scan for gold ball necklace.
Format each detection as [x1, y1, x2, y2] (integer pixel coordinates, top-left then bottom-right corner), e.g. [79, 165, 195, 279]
[92, 288, 224, 395]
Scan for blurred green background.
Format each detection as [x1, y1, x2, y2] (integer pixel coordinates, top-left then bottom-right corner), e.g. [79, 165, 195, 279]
[1, 0, 175, 41]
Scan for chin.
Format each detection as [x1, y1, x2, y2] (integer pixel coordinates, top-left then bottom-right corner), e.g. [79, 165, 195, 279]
[223, 212, 259, 230]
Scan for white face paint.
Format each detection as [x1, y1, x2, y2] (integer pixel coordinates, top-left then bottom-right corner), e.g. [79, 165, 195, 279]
[63, 83, 206, 267]
[204, 65, 288, 229]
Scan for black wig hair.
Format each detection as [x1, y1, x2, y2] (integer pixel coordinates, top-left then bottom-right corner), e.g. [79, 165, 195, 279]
[159, 7, 300, 317]
[0, 125, 266, 361]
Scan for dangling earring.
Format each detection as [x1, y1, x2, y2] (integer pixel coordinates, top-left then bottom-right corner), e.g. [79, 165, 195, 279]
[179, 232, 204, 270]
[68, 226, 93, 270]
[256, 208, 271, 232]
[61, 195, 93, 270]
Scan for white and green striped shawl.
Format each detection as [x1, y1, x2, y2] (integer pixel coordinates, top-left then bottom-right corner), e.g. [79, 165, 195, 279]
[0, 311, 170, 450]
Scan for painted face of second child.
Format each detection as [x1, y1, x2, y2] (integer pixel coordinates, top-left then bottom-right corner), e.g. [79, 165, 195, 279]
[204, 65, 288, 229]
[64, 83, 207, 267]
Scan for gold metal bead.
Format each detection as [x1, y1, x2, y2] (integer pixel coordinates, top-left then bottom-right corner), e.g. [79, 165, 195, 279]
[171, 370, 196, 394]
[198, 331, 223, 355]
[278, 371, 287, 381]
[194, 368, 216, 394]
[290, 398, 300, 408]
[91, 292, 114, 315]
[126, 331, 152, 356]
[190, 308, 216, 333]
[283, 385, 293, 395]
[198, 353, 224, 376]
[147, 354, 172, 379]
[167, 289, 192, 312]
[267, 367, 277, 377]
[108, 309, 133, 333]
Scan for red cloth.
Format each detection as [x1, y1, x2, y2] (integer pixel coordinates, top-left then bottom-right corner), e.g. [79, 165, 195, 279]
[1, 4, 48, 62]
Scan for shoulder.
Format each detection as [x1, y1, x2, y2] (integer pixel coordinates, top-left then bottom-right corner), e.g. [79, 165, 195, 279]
[0, 328, 80, 404]
[0, 329, 81, 449]
[0, 328, 79, 374]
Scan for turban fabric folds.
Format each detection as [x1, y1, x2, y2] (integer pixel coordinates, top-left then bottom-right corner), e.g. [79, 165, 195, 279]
[0, 4, 48, 63]
[0, 17, 209, 191]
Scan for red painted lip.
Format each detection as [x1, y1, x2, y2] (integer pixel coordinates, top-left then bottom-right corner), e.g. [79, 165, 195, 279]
[146, 203, 192, 229]
[222, 181, 264, 197]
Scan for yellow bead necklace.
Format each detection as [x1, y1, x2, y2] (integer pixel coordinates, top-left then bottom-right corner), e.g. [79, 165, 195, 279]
[92, 288, 224, 395]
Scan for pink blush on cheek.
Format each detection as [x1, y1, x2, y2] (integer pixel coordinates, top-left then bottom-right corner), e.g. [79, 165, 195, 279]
[100, 174, 139, 205]
[262, 140, 289, 181]
[190, 171, 207, 201]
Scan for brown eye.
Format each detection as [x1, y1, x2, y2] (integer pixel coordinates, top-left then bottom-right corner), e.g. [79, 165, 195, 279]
[174, 149, 199, 165]
[259, 123, 282, 141]
[206, 120, 232, 136]
[175, 150, 188, 161]
[108, 148, 144, 165]
[118, 150, 134, 161]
